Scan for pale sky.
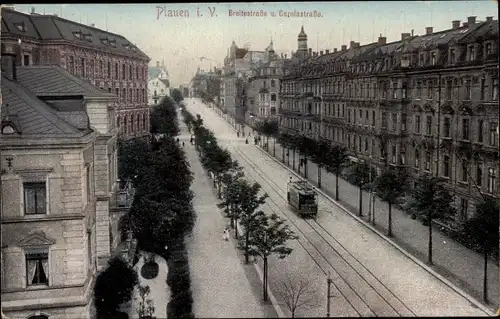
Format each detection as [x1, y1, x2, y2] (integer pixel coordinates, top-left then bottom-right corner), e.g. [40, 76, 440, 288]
[13, 2, 499, 87]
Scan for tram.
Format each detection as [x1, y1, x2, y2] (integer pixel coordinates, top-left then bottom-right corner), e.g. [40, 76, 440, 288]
[286, 178, 318, 218]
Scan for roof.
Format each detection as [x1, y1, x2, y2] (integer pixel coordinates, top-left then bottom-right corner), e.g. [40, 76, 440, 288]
[148, 66, 162, 80]
[16, 65, 115, 99]
[159, 79, 170, 87]
[1, 75, 88, 136]
[235, 48, 248, 59]
[1, 8, 149, 60]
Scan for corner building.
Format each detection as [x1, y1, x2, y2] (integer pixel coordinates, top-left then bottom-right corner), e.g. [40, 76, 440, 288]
[1, 7, 151, 139]
[280, 17, 499, 224]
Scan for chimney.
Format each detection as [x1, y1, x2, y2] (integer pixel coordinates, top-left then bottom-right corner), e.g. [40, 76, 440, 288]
[325, 49, 330, 54]
[308, 48, 312, 56]
[334, 48, 337, 53]
[452, 20, 461, 29]
[320, 50, 323, 55]
[31, 7, 35, 14]
[341, 45, 347, 51]
[1, 44, 18, 81]
[486, 16, 493, 22]
[156, 61, 160, 67]
[467, 16, 476, 25]
[378, 35, 387, 45]
[411, 29, 414, 36]
[401, 33, 411, 41]
[350, 41, 356, 49]
[313, 52, 317, 57]
[90, 23, 95, 27]
[285, 54, 287, 59]
[354, 42, 360, 49]
[463, 22, 469, 28]
[425, 27, 433, 35]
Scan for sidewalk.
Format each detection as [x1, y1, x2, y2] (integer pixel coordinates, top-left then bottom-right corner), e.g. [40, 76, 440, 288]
[122, 252, 169, 319]
[267, 140, 499, 308]
[178, 115, 267, 318]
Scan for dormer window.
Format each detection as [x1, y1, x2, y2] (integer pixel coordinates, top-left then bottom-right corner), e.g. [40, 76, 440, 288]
[73, 31, 82, 39]
[485, 43, 492, 57]
[419, 53, 425, 66]
[450, 49, 456, 64]
[83, 34, 92, 42]
[14, 22, 26, 32]
[109, 39, 117, 47]
[100, 37, 109, 45]
[401, 56, 409, 68]
[431, 52, 436, 65]
[468, 45, 475, 61]
[2, 124, 16, 134]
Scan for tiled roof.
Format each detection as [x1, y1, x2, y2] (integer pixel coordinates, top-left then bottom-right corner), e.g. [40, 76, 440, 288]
[148, 66, 162, 80]
[1, 8, 149, 60]
[16, 65, 115, 99]
[1, 75, 87, 135]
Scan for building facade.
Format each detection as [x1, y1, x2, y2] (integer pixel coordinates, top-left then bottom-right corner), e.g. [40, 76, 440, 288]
[1, 7, 151, 139]
[1, 43, 126, 318]
[280, 18, 499, 223]
[148, 60, 171, 105]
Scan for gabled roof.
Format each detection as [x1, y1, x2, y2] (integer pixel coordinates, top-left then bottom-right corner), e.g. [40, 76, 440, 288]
[148, 66, 162, 80]
[1, 75, 87, 135]
[236, 48, 248, 59]
[16, 65, 115, 99]
[1, 8, 149, 60]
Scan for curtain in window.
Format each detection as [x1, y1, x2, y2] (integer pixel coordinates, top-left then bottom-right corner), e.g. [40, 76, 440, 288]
[25, 188, 36, 213]
[36, 188, 46, 213]
[27, 259, 37, 283]
[41, 259, 49, 282]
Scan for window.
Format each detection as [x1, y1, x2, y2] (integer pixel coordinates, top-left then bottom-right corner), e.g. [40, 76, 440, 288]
[427, 81, 433, 99]
[107, 61, 111, 78]
[28, 315, 49, 319]
[381, 112, 387, 129]
[426, 115, 432, 135]
[480, 77, 486, 100]
[122, 64, 126, 80]
[446, 80, 453, 100]
[488, 168, 496, 193]
[271, 80, 276, 87]
[425, 151, 431, 171]
[419, 54, 425, 66]
[401, 113, 407, 131]
[476, 120, 483, 143]
[489, 122, 497, 146]
[136, 66, 139, 79]
[81, 58, 85, 77]
[26, 252, 48, 285]
[23, 54, 30, 66]
[460, 198, 468, 221]
[115, 88, 119, 100]
[464, 80, 471, 100]
[450, 49, 455, 64]
[415, 115, 421, 133]
[124, 116, 128, 134]
[391, 113, 397, 131]
[402, 83, 408, 98]
[443, 155, 450, 177]
[88, 231, 93, 268]
[24, 182, 46, 215]
[392, 83, 397, 99]
[485, 43, 492, 57]
[415, 149, 420, 168]
[372, 110, 376, 126]
[391, 145, 397, 163]
[122, 88, 126, 103]
[69, 56, 75, 73]
[90, 60, 95, 77]
[462, 118, 470, 140]
[443, 117, 451, 137]
[461, 161, 468, 182]
[431, 52, 436, 65]
[468, 46, 475, 61]
[271, 94, 276, 102]
[115, 62, 119, 79]
[86, 166, 92, 202]
[143, 114, 147, 131]
[493, 79, 498, 101]
[477, 164, 483, 187]
[108, 87, 111, 93]
[129, 64, 133, 79]
[416, 81, 422, 98]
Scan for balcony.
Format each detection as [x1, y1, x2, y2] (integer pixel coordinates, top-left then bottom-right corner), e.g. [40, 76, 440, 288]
[110, 179, 136, 212]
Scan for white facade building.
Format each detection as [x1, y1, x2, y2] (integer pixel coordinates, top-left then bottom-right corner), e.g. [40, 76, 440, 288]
[148, 60, 171, 105]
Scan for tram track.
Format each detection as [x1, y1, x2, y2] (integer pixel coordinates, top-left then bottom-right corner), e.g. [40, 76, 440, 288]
[231, 145, 418, 317]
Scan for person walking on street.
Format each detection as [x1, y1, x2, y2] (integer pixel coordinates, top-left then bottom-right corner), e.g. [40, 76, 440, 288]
[222, 228, 229, 241]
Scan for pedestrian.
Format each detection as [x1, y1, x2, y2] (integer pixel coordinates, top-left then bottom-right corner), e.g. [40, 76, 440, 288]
[222, 228, 229, 241]
[182, 141, 185, 147]
[176, 137, 180, 144]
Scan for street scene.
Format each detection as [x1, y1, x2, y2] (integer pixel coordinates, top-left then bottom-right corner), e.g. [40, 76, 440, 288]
[0, 2, 499, 319]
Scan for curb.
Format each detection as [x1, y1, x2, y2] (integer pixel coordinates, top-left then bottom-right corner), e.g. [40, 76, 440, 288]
[253, 144, 496, 317]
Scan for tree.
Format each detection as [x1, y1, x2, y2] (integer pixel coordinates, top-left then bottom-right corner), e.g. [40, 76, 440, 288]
[460, 196, 499, 302]
[256, 119, 279, 154]
[150, 96, 179, 136]
[171, 88, 184, 104]
[324, 145, 349, 201]
[118, 138, 152, 182]
[245, 213, 298, 301]
[237, 181, 269, 264]
[276, 273, 318, 318]
[404, 175, 455, 265]
[296, 135, 315, 179]
[218, 178, 247, 236]
[374, 169, 408, 237]
[136, 285, 156, 319]
[94, 256, 138, 318]
[278, 133, 292, 163]
[310, 139, 331, 189]
[348, 161, 377, 217]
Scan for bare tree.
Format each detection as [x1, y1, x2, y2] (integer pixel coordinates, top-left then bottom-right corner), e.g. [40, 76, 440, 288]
[275, 273, 318, 318]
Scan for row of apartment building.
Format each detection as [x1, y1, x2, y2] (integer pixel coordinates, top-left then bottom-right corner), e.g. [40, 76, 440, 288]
[279, 17, 498, 222]
[1, 6, 151, 139]
[1, 6, 141, 318]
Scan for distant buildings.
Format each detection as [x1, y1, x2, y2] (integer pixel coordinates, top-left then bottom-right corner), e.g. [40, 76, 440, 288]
[0, 47, 132, 318]
[148, 60, 171, 105]
[189, 66, 222, 105]
[1, 7, 151, 139]
[280, 18, 499, 223]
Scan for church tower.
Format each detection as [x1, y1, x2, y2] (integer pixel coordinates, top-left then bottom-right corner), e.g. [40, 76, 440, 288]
[297, 26, 308, 52]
